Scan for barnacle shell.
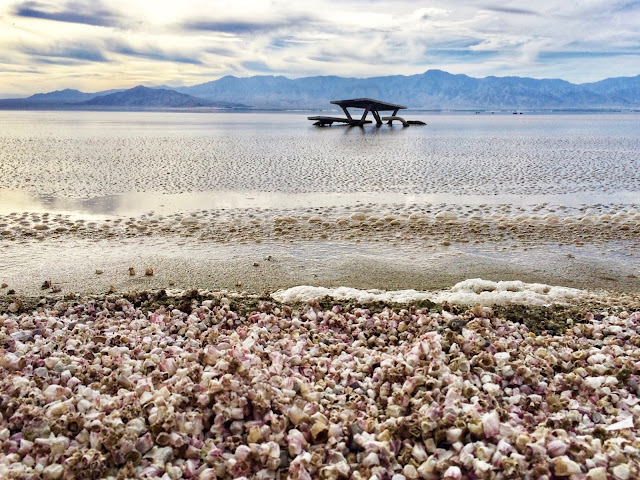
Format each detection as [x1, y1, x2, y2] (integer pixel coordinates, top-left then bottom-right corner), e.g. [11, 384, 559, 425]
[612, 464, 631, 480]
[0, 291, 638, 479]
[482, 411, 500, 438]
[311, 421, 329, 443]
[586, 467, 608, 480]
[547, 439, 568, 457]
[362, 452, 380, 467]
[553, 456, 582, 476]
[287, 405, 309, 426]
[42, 464, 63, 480]
[444, 465, 462, 479]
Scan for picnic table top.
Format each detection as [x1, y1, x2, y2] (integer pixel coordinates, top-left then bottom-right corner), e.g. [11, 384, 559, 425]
[330, 98, 407, 111]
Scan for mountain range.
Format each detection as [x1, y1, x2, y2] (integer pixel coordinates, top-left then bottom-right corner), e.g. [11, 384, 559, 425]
[1, 70, 639, 110]
[0, 86, 245, 109]
[81, 85, 243, 108]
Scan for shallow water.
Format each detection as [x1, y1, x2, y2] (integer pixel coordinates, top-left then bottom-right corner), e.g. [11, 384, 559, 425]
[2, 188, 640, 217]
[1, 111, 639, 213]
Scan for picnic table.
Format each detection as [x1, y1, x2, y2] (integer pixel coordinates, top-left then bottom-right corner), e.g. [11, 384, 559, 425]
[308, 98, 425, 127]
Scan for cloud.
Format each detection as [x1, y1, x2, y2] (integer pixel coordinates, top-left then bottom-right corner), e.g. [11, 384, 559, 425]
[241, 60, 274, 72]
[12, 0, 121, 27]
[20, 43, 108, 62]
[108, 40, 202, 65]
[482, 6, 539, 16]
[35, 57, 93, 65]
[2, 0, 640, 95]
[427, 49, 499, 61]
[182, 15, 317, 35]
[206, 46, 236, 57]
[615, 0, 640, 12]
[0, 67, 41, 74]
[310, 46, 411, 66]
[538, 50, 640, 60]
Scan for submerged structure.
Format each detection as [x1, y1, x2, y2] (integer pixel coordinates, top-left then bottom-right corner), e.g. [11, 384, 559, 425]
[308, 98, 426, 127]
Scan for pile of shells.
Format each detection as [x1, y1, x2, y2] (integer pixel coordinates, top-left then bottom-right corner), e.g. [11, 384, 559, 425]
[1, 291, 639, 479]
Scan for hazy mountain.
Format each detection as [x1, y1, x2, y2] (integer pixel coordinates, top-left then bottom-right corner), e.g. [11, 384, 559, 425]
[0, 88, 121, 108]
[580, 74, 640, 104]
[0, 85, 244, 109]
[28, 88, 121, 103]
[1, 70, 639, 110]
[80, 85, 221, 107]
[175, 70, 637, 110]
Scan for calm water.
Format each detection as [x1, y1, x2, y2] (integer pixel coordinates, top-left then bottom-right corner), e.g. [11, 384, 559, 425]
[1, 111, 639, 215]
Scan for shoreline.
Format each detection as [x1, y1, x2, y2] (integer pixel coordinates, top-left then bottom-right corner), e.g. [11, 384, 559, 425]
[2, 236, 640, 297]
[1, 199, 639, 297]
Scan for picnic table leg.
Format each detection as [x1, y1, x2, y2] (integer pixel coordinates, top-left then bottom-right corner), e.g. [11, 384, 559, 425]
[388, 108, 399, 124]
[357, 106, 370, 126]
[340, 106, 353, 121]
[371, 110, 383, 126]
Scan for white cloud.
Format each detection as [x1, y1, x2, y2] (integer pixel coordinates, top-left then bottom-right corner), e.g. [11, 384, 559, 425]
[1, 0, 639, 95]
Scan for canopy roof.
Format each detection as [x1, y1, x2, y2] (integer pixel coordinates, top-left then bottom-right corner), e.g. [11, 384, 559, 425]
[330, 98, 407, 111]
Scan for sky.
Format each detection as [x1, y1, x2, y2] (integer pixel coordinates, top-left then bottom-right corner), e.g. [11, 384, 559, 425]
[1, 0, 639, 96]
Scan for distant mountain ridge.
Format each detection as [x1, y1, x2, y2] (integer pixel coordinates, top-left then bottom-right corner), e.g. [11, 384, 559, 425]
[174, 70, 640, 109]
[0, 85, 245, 109]
[80, 85, 240, 108]
[1, 70, 639, 110]
[0, 88, 121, 108]
[27, 88, 118, 103]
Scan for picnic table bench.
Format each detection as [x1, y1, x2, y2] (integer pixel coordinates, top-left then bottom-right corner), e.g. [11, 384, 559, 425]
[308, 98, 425, 127]
[307, 116, 372, 126]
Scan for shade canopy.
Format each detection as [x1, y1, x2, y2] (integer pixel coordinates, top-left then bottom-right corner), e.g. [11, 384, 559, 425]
[330, 98, 407, 111]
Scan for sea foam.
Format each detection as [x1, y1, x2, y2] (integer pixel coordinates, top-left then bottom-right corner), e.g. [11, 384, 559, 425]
[271, 278, 586, 306]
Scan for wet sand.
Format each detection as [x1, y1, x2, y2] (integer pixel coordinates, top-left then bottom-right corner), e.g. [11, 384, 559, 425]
[2, 235, 639, 299]
[2, 199, 640, 299]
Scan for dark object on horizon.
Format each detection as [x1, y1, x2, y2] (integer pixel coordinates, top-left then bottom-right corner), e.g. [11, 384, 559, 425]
[308, 98, 426, 127]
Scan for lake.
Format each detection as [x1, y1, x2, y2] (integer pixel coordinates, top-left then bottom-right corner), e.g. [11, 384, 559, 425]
[0, 111, 639, 216]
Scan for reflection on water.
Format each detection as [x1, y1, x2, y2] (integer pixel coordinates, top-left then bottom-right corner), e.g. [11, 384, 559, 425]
[1, 188, 639, 217]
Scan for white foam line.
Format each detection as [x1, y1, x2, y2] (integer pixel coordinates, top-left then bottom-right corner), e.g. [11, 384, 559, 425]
[271, 278, 586, 306]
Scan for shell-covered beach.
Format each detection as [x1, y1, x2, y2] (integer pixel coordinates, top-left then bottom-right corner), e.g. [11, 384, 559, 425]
[1, 111, 640, 479]
[1, 287, 640, 479]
